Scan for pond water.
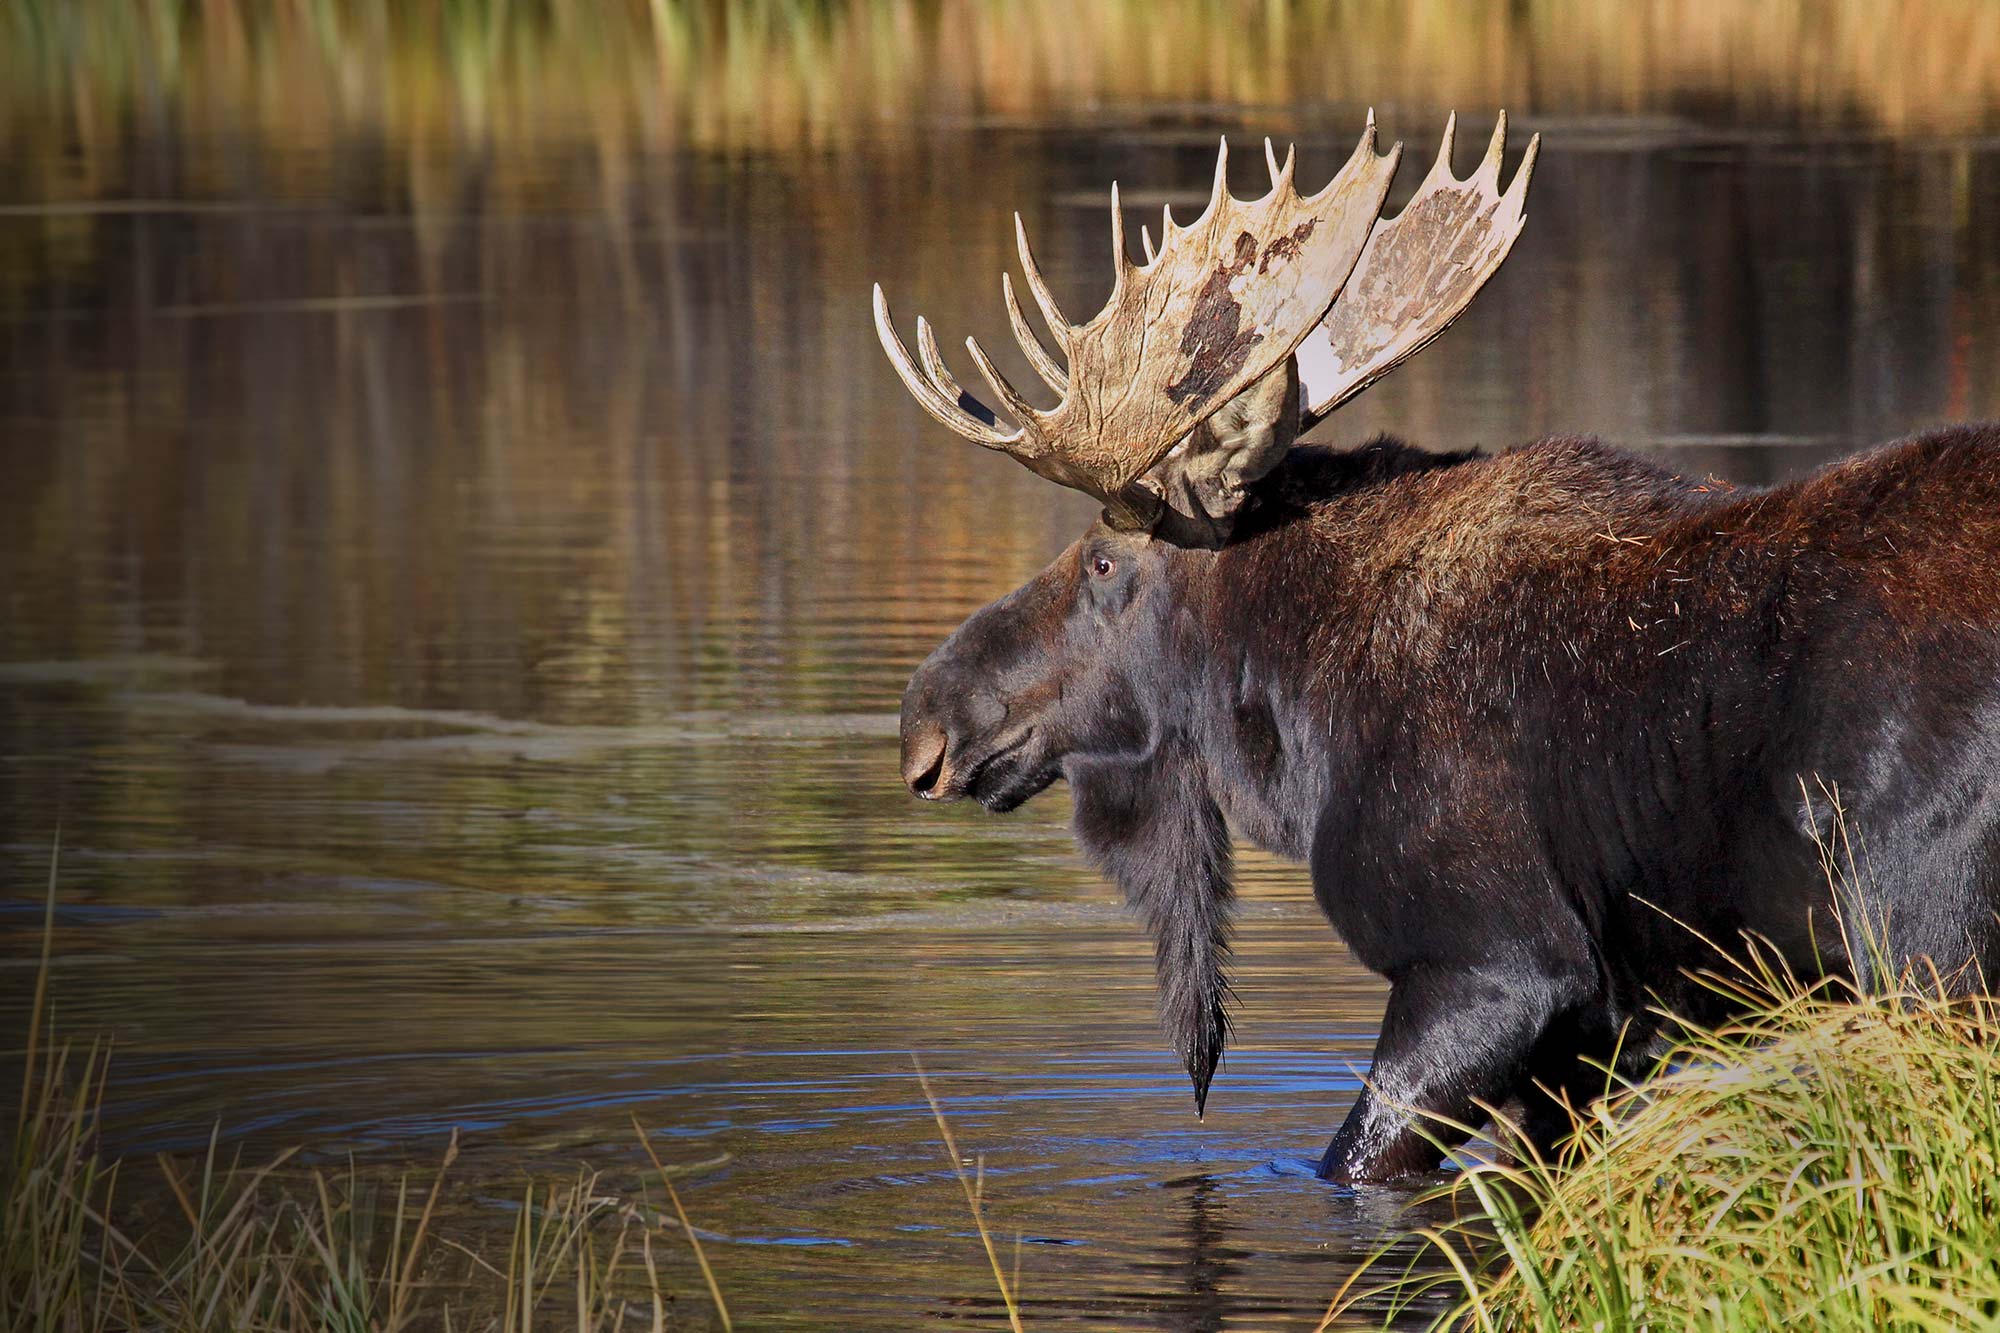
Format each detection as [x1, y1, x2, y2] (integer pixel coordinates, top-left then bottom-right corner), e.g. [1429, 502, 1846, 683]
[6, 6, 2000, 1327]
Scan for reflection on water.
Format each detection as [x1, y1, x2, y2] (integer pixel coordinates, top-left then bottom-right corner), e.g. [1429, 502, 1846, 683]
[5, 5, 2000, 1325]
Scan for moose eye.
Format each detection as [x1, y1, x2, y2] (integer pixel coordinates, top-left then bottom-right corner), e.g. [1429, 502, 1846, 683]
[1090, 554, 1116, 579]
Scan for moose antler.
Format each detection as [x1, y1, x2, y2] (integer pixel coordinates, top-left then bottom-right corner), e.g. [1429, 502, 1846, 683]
[874, 113, 1539, 534]
[1295, 111, 1539, 427]
[875, 116, 1401, 529]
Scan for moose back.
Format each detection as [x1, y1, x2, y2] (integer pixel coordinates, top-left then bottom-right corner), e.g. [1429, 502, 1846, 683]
[875, 115, 2000, 1183]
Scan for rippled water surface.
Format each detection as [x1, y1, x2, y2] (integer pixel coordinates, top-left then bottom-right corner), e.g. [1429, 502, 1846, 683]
[6, 5, 2000, 1326]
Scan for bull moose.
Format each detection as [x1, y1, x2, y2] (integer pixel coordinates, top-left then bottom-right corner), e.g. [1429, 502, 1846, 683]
[873, 114, 2000, 1183]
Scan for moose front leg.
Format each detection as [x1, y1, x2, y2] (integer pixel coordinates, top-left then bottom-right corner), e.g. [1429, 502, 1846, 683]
[1318, 960, 1585, 1183]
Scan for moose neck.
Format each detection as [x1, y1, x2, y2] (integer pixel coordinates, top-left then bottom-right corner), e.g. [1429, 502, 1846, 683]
[1159, 439, 1489, 861]
[1168, 507, 1350, 864]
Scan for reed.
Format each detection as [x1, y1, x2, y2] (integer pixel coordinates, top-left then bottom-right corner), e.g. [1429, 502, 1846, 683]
[915, 1056, 1024, 1333]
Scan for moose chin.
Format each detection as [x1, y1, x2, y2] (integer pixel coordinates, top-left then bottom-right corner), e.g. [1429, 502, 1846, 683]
[875, 113, 2000, 1185]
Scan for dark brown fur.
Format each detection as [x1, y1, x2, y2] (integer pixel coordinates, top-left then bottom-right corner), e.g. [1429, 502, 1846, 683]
[899, 423, 2000, 1181]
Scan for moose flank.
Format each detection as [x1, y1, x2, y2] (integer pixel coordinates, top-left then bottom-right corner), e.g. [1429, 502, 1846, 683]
[874, 114, 2000, 1184]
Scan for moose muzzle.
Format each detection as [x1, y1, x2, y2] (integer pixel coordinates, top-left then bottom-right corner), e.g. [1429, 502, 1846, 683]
[900, 717, 950, 798]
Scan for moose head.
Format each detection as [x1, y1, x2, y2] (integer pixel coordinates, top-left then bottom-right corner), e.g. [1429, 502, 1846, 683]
[879, 114, 1538, 1114]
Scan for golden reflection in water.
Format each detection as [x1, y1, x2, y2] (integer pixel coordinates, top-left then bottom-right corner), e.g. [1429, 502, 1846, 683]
[5, 127, 1999, 730]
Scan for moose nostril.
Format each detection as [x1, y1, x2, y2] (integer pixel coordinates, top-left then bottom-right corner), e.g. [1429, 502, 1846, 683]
[902, 723, 949, 796]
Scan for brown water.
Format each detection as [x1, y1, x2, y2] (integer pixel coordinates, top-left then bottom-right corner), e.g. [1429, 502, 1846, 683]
[7, 9, 2000, 1327]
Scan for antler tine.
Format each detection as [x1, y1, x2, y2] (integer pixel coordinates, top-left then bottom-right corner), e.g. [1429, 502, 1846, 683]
[1001, 271, 1070, 394]
[914, 315, 966, 399]
[1262, 137, 1297, 191]
[1108, 182, 1130, 297]
[1012, 213, 1072, 351]
[1424, 110, 1459, 184]
[964, 333, 1046, 439]
[1140, 224, 1157, 265]
[1508, 130, 1543, 202]
[1306, 111, 1396, 204]
[872, 284, 1017, 448]
[1205, 137, 1231, 219]
[1482, 110, 1507, 174]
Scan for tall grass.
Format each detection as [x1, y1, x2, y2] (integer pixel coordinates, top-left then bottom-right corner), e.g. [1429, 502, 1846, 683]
[1327, 949, 2000, 1332]
[2, 841, 733, 1331]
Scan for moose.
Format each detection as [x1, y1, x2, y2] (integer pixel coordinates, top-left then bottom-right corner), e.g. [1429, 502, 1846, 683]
[874, 114, 2000, 1183]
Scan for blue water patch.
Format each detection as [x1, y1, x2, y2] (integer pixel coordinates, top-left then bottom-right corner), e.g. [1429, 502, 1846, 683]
[0, 898, 160, 923]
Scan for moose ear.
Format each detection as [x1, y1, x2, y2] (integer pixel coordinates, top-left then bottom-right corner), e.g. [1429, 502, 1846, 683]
[1137, 356, 1301, 546]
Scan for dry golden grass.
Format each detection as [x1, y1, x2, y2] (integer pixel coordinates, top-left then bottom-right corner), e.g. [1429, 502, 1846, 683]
[1329, 949, 2000, 1331]
[3, 840, 733, 1332]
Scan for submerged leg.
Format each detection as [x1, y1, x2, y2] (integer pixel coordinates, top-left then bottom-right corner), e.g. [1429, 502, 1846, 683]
[1503, 1010, 1624, 1165]
[1317, 960, 1589, 1183]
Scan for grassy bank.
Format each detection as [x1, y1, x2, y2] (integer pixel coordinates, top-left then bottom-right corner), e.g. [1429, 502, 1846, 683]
[1329, 958, 2000, 1332]
[4, 846, 733, 1332]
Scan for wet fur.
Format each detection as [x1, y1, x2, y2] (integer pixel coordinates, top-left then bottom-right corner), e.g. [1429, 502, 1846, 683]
[901, 423, 2000, 1181]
